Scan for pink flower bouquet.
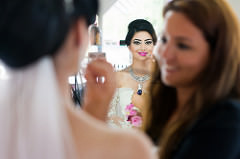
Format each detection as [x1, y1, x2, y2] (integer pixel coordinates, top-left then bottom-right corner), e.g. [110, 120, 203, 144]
[125, 103, 142, 127]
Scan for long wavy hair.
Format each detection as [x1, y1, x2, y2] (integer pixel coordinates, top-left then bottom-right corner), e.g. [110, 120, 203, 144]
[145, 0, 240, 158]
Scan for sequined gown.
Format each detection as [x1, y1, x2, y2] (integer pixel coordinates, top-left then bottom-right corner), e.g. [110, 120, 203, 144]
[107, 88, 135, 128]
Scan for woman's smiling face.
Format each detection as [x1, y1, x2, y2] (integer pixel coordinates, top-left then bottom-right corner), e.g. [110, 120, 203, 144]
[155, 11, 210, 88]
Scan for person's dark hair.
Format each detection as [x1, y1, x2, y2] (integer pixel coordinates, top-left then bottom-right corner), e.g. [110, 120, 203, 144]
[145, 0, 240, 158]
[0, 0, 98, 68]
[125, 19, 157, 46]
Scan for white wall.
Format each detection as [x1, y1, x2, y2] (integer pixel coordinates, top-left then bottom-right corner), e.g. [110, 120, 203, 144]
[227, 0, 240, 20]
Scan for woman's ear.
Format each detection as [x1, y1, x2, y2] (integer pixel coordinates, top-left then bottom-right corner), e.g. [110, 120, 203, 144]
[73, 18, 89, 64]
[74, 18, 89, 48]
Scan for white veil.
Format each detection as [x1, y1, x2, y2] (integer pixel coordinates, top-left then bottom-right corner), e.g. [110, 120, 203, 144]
[0, 57, 76, 159]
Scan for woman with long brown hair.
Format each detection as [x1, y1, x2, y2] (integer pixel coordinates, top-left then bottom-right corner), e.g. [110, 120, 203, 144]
[145, 0, 240, 158]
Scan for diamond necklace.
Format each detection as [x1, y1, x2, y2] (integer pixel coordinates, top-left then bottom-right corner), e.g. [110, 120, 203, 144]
[129, 67, 150, 95]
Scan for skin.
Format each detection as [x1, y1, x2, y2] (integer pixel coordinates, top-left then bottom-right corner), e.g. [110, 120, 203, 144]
[129, 31, 154, 66]
[155, 11, 210, 112]
[128, 31, 155, 75]
[53, 18, 156, 159]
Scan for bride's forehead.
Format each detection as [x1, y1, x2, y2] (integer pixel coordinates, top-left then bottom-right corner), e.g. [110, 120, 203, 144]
[132, 32, 153, 40]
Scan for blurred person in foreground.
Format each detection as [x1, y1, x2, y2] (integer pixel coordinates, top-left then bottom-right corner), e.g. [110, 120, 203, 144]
[0, 0, 156, 158]
[145, 0, 240, 158]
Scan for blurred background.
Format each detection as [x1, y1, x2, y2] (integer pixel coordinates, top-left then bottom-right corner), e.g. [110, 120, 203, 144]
[1, 0, 240, 82]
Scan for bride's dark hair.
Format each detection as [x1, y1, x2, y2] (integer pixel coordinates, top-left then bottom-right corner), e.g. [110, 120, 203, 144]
[0, 0, 98, 68]
[125, 19, 157, 46]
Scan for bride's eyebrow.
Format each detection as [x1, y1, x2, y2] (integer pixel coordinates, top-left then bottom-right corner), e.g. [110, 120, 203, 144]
[144, 39, 153, 41]
[133, 39, 142, 41]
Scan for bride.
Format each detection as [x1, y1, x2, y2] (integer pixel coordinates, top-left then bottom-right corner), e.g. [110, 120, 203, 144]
[0, 1, 157, 158]
[108, 19, 157, 128]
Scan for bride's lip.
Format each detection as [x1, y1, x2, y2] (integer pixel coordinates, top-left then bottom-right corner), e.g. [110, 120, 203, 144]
[138, 52, 148, 56]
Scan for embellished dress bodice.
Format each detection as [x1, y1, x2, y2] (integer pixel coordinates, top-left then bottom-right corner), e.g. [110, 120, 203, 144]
[107, 88, 134, 128]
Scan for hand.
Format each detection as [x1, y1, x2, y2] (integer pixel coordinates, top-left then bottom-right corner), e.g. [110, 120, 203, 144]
[147, 53, 156, 63]
[82, 58, 116, 121]
[145, 54, 156, 75]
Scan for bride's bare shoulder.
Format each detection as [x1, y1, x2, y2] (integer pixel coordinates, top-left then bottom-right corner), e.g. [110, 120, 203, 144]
[66, 107, 156, 159]
[104, 129, 157, 159]
[115, 68, 128, 76]
[115, 67, 132, 87]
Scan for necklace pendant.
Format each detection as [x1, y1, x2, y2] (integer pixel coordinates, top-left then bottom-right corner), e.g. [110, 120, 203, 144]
[137, 89, 142, 95]
[137, 83, 142, 95]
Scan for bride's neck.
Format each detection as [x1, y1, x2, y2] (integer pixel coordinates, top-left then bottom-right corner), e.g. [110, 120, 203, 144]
[56, 71, 73, 105]
[54, 57, 74, 107]
[131, 60, 149, 76]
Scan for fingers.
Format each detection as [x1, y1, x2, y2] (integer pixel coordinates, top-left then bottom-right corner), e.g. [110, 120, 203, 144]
[147, 54, 156, 63]
[82, 59, 117, 121]
[85, 59, 116, 86]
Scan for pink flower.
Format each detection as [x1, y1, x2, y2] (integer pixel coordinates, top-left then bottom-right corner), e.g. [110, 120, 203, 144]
[125, 103, 143, 128]
[125, 103, 134, 112]
[129, 109, 137, 116]
[131, 116, 142, 127]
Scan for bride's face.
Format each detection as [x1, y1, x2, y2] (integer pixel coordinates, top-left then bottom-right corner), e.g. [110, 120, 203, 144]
[128, 31, 154, 61]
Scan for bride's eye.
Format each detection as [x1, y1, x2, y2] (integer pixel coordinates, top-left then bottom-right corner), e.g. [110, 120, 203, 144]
[133, 41, 141, 45]
[145, 40, 153, 45]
